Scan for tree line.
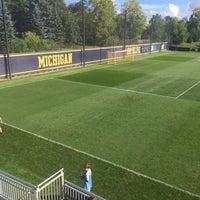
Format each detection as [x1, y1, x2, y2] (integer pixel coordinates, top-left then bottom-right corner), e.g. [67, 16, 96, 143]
[1, 0, 200, 53]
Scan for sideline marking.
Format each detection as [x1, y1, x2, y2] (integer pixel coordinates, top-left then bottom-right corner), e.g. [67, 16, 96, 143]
[52, 78, 176, 100]
[3, 122, 200, 199]
[0, 75, 175, 100]
[175, 80, 200, 99]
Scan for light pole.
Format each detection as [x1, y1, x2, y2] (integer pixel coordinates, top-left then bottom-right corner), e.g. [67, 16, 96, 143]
[123, 10, 127, 50]
[81, 0, 85, 66]
[1, 0, 11, 79]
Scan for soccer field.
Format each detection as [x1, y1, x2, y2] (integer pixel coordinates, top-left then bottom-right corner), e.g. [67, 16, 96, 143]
[0, 51, 200, 200]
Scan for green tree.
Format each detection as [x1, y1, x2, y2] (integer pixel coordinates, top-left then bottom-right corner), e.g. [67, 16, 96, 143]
[148, 14, 165, 42]
[0, 1, 15, 53]
[174, 19, 188, 44]
[7, 0, 66, 43]
[164, 16, 176, 42]
[65, 10, 81, 46]
[122, 0, 146, 42]
[67, 1, 84, 45]
[28, 0, 46, 38]
[48, 0, 68, 43]
[163, 16, 188, 44]
[49, 0, 68, 26]
[68, 0, 116, 46]
[7, 0, 30, 37]
[188, 9, 200, 42]
[87, 0, 116, 45]
[27, 0, 65, 43]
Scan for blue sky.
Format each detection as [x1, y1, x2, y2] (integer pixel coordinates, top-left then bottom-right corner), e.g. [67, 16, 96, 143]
[66, 0, 200, 20]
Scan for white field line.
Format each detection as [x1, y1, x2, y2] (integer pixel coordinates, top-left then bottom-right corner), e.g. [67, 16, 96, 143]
[2, 122, 200, 199]
[52, 78, 176, 100]
[0, 76, 176, 100]
[175, 80, 200, 99]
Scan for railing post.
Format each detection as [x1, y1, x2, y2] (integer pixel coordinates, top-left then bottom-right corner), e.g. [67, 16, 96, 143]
[0, 178, 2, 195]
[34, 186, 39, 200]
[60, 169, 65, 200]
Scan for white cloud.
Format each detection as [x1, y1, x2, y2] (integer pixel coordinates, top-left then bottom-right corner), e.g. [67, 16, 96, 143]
[141, 2, 198, 21]
[141, 4, 180, 21]
[164, 4, 179, 17]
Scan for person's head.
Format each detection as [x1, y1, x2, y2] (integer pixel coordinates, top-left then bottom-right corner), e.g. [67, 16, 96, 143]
[84, 163, 91, 171]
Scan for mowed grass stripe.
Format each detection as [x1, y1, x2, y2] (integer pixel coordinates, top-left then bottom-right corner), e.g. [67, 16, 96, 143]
[57, 54, 200, 99]
[52, 77, 176, 99]
[2, 122, 200, 200]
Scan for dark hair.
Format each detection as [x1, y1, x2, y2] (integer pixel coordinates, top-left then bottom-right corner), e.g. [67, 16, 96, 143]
[84, 163, 91, 169]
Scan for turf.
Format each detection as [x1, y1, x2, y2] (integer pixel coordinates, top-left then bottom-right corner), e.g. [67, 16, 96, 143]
[59, 69, 146, 86]
[0, 124, 199, 200]
[0, 51, 200, 200]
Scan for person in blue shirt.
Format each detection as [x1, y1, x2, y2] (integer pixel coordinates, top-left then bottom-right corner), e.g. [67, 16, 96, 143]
[0, 117, 3, 134]
[80, 163, 92, 192]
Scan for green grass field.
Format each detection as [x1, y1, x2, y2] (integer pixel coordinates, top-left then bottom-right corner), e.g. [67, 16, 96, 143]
[0, 51, 200, 200]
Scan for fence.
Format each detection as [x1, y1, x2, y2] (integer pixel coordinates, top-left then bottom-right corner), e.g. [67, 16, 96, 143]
[0, 169, 105, 200]
[64, 181, 105, 200]
[0, 42, 169, 79]
[35, 169, 64, 200]
[0, 170, 36, 200]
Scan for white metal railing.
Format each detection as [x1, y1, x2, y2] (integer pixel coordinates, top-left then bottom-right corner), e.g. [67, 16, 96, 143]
[64, 181, 106, 200]
[35, 169, 64, 200]
[0, 169, 105, 200]
[64, 181, 89, 200]
[0, 170, 36, 200]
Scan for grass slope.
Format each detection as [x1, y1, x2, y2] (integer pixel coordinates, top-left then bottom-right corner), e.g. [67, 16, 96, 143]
[0, 124, 199, 200]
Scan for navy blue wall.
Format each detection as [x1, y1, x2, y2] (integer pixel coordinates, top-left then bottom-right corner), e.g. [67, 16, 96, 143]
[0, 43, 168, 78]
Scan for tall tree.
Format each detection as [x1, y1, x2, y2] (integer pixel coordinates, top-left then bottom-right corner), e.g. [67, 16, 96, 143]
[87, 0, 116, 45]
[30, 0, 65, 42]
[67, 1, 85, 45]
[174, 18, 188, 44]
[122, 0, 146, 42]
[188, 8, 200, 42]
[7, 0, 30, 37]
[115, 13, 124, 43]
[148, 14, 165, 42]
[7, 0, 66, 42]
[28, 0, 46, 38]
[65, 10, 81, 45]
[164, 16, 176, 42]
[0, 1, 15, 53]
[164, 16, 188, 44]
